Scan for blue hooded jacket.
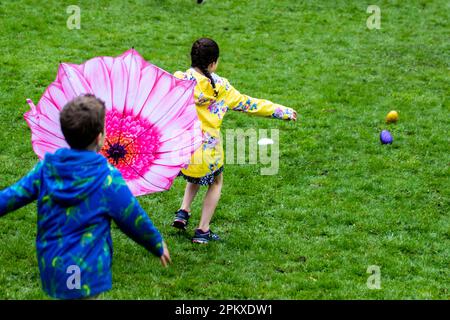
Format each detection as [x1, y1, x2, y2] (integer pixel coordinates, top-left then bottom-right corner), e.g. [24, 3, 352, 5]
[0, 148, 164, 299]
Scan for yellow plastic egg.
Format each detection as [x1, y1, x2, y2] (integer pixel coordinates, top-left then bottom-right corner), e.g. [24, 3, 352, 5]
[386, 110, 399, 123]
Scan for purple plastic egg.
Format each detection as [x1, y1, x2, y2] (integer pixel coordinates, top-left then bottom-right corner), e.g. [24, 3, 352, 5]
[380, 130, 393, 144]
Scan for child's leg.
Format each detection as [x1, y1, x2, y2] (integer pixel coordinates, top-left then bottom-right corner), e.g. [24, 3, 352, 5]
[198, 173, 223, 232]
[180, 182, 201, 212]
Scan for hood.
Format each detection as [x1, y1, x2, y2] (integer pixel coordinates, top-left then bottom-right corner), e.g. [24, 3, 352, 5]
[42, 148, 110, 206]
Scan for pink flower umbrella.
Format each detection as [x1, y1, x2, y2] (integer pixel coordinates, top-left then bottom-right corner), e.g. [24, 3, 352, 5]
[24, 49, 202, 196]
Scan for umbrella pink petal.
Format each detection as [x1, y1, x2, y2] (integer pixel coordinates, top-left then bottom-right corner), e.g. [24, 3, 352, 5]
[141, 164, 181, 190]
[122, 49, 148, 73]
[110, 58, 128, 114]
[153, 137, 202, 167]
[37, 94, 64, 127]
[26, 111, 65, 142]
[32, 141, 67, 160]
[152, 82, 197, 130]
[159, 107, 199, 136]
[139, 72, 174, 119]
[47, 83, 67, 110]
[158, 123, 197, 143]
[67, 61, 84, 74]
[102, 56, 114, 70]
[57, 63, 92, 100]
[123, 52, 141, 114]
[84, 57, 113, 110]
[144, 86, 191, 126]
[25, 110, 68, 159]
[120, 49, 147, 67]
[25, 115, 66, 143]
[153, 140, 200, 167]
[134, 65, 160, 115]
[37, 95, 62, 126]
[142, 172, 172, 190]
[149, 163, 182, 177]
[128, 178, 164, 196]
[151, 125, 202, 167]
[157, 99, 197, 134]
[157, 129, 202, 153]
[152, 152, 186, 166]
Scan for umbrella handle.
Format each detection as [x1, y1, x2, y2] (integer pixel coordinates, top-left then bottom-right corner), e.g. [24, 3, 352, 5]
[26, 99, 37, 114]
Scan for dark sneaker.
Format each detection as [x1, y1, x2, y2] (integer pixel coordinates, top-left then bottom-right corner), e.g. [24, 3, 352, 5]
[192, 229, 221, 244]
[171, 209, 191, 230]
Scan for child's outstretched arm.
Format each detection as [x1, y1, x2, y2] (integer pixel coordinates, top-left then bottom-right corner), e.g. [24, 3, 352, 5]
[223, 78, 297, 121]
[0, 162, 42, 216]
[105, 169, 170, 266]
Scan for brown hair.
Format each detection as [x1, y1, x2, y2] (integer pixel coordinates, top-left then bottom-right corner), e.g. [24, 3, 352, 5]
[191, 38, 220, 97]
[60, 94, 106, 150]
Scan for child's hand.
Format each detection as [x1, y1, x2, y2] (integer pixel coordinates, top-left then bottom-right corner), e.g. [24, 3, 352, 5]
[291, 110, 297, 121]
[160, 241, 172, 267]
[287, 109, 297, 121]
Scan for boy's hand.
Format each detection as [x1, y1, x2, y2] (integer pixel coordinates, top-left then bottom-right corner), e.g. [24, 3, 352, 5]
[160, 241, 172, 267]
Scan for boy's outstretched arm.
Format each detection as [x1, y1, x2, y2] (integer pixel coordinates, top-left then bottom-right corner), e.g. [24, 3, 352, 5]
[223, 78, 297, 121]
[0, 162, 42, 217]
[105, 169, 170, 264]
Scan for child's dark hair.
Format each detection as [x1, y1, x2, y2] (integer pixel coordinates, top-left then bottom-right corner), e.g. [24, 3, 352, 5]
[60, 94, 106, 150]
[191, 38, 220, 97]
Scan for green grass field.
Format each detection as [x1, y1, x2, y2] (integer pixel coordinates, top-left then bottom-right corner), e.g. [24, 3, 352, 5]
[0, 0, 449, 299]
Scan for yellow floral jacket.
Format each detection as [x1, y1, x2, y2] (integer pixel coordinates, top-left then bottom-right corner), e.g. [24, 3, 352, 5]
[174, 68, 295, 178]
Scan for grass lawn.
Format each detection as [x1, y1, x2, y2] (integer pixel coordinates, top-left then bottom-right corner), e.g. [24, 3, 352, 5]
[0, 0, 448, 299]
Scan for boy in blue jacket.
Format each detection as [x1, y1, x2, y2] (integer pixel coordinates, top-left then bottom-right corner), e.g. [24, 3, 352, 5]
[0, 94, 171, 299]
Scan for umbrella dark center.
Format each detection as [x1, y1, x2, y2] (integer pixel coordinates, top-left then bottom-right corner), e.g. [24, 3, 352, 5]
[106, 143, 127, 164]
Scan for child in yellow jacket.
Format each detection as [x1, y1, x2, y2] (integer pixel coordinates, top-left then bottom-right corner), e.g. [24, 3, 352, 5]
[172, 38, 297, 243]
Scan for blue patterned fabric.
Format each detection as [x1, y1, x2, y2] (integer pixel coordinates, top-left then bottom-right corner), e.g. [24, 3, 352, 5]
[178, 166, 224, 186]
[0, 148, 163, 299]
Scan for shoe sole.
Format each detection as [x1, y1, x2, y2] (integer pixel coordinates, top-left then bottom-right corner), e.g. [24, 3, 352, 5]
[192, 238, 209, 244]
[172, 219, 188, 231]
